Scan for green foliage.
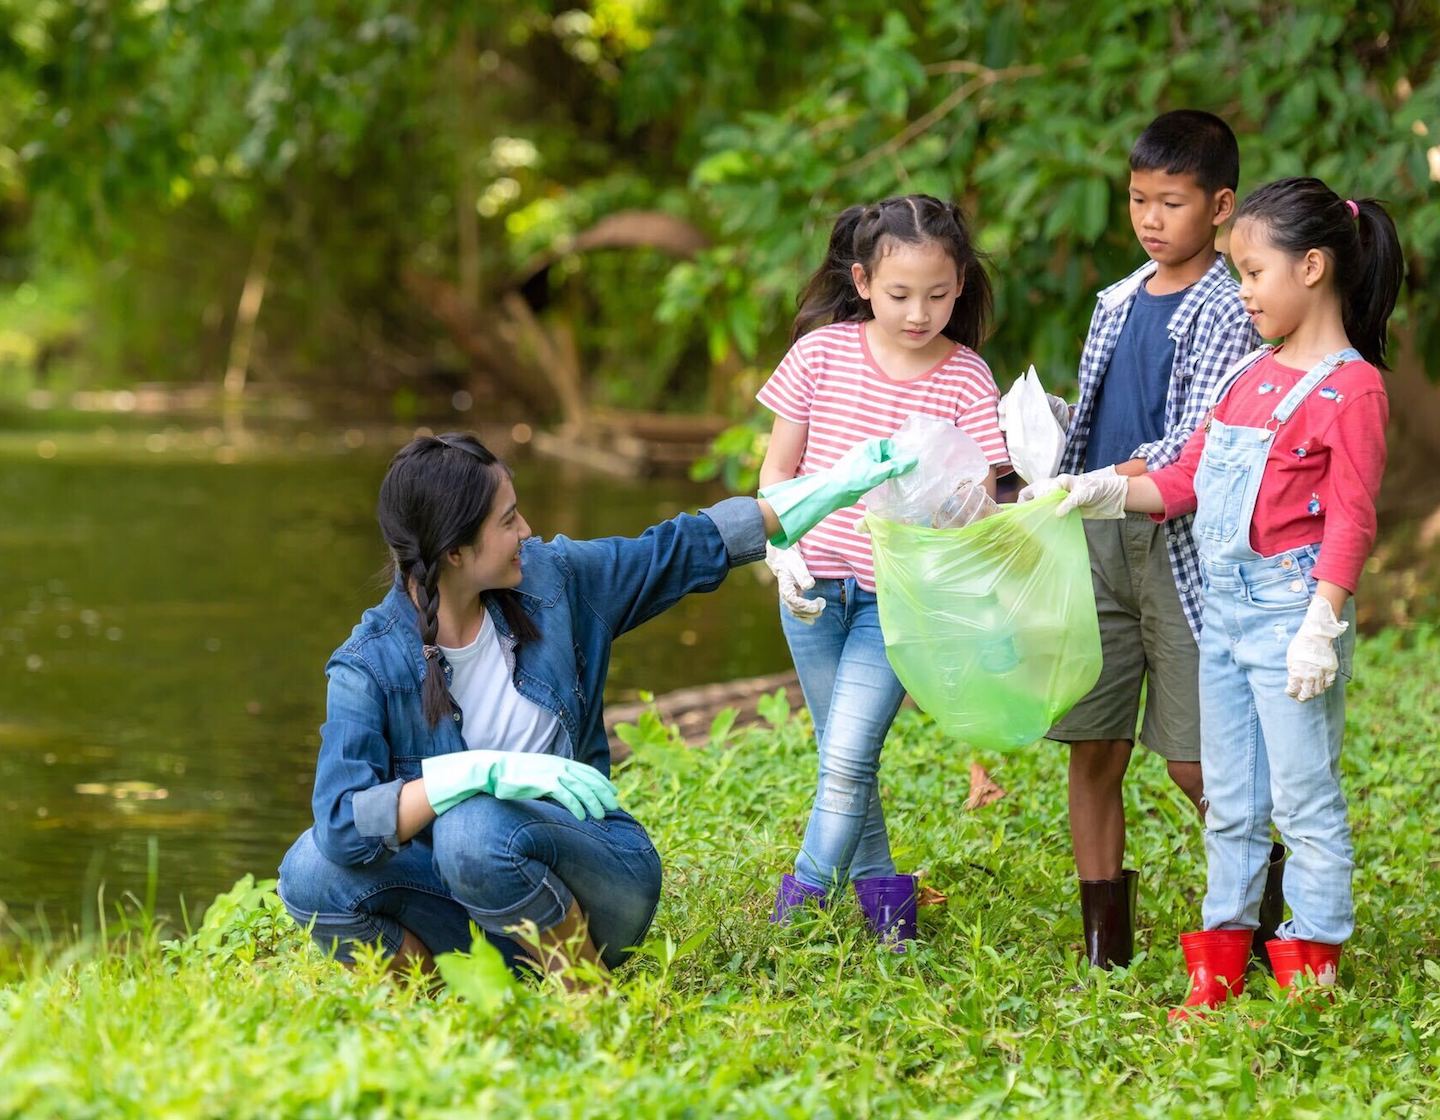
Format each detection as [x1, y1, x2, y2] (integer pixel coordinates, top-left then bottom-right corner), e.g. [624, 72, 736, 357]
[4, 1, 1437, 414]
[165, 873, 291, 966]
[1, 628, 1439, 1115]
[665, 1, 1440, 390]
[433, 934, 518, 1016]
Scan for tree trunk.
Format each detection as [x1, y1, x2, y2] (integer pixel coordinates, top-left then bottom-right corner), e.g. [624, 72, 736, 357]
[223, 223, 276, 399]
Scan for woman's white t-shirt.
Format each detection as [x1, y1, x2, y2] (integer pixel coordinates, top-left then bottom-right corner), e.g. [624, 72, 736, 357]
[439, 611, 565, 756]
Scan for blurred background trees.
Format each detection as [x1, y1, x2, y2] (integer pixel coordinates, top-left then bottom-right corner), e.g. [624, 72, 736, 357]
[1, 0, 1436, 446]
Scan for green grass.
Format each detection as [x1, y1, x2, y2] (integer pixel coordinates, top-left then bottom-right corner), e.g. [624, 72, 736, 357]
[2, 627, 1438, 1118]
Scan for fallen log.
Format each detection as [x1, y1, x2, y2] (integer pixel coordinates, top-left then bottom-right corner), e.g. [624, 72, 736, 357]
[606, 669, 799, 761]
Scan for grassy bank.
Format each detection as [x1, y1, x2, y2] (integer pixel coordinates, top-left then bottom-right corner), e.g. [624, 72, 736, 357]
[2, 627, 1437, 1118]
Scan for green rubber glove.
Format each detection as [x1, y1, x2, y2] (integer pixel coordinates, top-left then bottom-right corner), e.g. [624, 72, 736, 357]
[760, 437, 919, 548]
[421, 750, 620, 821]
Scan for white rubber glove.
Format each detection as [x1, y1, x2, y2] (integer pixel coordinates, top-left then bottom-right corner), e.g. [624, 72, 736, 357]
[1017, 476, 1066, 503]
[765, 542, 825, 623]
[1049, 394, 1072, 432]
[1286, 596, 1348, 702]
[1048, 466, 1128, 519]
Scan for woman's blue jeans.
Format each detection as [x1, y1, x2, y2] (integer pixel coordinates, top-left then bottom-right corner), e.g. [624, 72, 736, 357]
[781, 577, 907, 890]
[278, 797, 662, 973]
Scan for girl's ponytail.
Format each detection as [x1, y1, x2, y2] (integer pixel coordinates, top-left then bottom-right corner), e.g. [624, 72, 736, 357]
[792, 204, 871, 343]
[1236, 178, 1405, 369]
[1346, 198, 1405, 369]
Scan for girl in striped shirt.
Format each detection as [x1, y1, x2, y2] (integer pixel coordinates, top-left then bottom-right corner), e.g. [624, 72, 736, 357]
[757, 195, 1008, 947]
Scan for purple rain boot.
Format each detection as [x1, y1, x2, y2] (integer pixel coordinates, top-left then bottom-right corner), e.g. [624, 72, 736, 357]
[769, 873, 828, 924]
[853, 874, 919, 950]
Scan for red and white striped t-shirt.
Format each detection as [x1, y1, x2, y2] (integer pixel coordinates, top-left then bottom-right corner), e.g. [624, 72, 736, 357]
[756, 320, 1008, 590]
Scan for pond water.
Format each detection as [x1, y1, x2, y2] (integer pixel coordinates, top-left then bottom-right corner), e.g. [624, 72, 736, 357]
[0, 419, 790, 931]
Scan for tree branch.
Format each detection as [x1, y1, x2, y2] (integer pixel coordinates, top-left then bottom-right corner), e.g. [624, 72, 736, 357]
[839, 58, 1086, 180]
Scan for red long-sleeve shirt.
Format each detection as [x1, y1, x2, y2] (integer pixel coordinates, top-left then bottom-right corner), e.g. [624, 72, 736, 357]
[1149, 350, 1388, 593]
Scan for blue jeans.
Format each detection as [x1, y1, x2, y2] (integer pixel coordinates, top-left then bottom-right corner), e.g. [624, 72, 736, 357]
[1198, 546, 1356, 944]
[781, 578, 907, 890]
[278, 797, 662, 972]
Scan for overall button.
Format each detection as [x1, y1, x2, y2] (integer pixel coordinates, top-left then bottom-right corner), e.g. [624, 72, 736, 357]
[1280, 557, 1294, 569]
[1289, 579, 1304, 592]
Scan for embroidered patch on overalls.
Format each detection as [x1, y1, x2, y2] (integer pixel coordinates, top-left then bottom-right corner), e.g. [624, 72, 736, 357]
[1257, 382, 1279, 395]
[1307, 493, 1322, 516]
[1318, 386, 1344, 402]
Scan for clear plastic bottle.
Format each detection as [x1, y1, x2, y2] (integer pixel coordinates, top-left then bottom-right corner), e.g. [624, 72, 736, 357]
[974, 591, 1020, 674]
[932, 481, 1000, 528]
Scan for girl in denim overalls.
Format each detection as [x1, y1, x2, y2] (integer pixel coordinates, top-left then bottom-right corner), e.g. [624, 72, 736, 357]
[1035, 178, 1404, 1017]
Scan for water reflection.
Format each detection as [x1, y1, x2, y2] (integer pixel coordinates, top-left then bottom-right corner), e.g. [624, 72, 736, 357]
[0, 425, 788, 927]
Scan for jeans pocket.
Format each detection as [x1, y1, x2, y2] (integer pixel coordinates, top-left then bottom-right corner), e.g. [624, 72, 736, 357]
[1245, 577, 1311, 612]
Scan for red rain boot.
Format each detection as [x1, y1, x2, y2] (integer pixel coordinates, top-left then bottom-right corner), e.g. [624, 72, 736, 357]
[1301, 941, 1342, 988]
[1168, 929, 1253, 1022]
[1265, 938, 1341, 999]
[1265, 938, 1308, 990]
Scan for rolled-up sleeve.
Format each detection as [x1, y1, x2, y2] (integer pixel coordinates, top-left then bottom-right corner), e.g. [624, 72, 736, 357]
[311, 656, 403, 866]
[699, 495, 767, 566]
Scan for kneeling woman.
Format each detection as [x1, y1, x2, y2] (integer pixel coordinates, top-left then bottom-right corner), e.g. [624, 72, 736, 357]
[278, 431, 909, 980]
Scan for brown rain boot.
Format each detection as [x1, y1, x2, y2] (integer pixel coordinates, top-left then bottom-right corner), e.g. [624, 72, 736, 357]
[1078, 869, 1138, 969]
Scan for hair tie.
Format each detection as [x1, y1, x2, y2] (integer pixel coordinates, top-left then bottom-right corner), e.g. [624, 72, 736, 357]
[423, 644, 441, 661]
[1344, 199, 1359, 219]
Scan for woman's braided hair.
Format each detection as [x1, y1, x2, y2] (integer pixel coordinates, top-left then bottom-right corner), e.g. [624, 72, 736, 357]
[377, 433, 538, 727]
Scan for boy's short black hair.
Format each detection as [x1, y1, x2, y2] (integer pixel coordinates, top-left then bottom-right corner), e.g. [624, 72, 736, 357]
[1129, 110, 1239, 194]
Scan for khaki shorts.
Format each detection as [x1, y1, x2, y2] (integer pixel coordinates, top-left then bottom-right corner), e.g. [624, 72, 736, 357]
[1048, 513, 1200, 762]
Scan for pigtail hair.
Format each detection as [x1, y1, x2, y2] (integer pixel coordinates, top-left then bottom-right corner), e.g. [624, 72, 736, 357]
[944, 200, 993, 351]
[1345, 198, 1404, 370]
[792, 195, 992, 350]
[792, 204, 872, 343]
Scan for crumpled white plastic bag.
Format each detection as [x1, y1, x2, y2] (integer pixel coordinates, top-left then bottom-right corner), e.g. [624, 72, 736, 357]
[999, 365, 1067, 485]
[865, 414, 989, 526]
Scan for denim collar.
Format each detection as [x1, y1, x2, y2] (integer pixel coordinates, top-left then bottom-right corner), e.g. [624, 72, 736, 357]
[378, 545, 559, 681]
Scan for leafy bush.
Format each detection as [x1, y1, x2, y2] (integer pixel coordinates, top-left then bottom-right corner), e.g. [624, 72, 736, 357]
[1, 629, 1438, 1116]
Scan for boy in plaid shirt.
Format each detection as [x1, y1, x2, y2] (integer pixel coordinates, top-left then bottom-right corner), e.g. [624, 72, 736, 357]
[1048, 111, 1261, 969]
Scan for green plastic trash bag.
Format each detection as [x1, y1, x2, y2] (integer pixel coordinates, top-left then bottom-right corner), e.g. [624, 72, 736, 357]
[866, 490, 1102, 749]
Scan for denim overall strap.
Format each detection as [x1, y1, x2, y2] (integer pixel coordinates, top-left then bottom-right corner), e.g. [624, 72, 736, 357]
[1192, 350, 1358, 569]
[1269, 349, 1362, 425]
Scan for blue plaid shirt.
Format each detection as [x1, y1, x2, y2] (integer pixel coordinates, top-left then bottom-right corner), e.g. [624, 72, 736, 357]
[1061, 255, 1260, 638]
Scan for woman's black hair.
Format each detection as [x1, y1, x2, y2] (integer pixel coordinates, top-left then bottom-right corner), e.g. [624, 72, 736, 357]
[377, 433, 539, 727]
[791, 194, 993, 349]
[1235, 177, 1405, 369]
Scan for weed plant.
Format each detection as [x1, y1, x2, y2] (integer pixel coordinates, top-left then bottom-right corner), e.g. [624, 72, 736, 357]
[1, 628, 1437, 1117]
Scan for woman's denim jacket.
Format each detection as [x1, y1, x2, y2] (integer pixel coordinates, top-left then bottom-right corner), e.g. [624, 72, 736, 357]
[311, 497, 767, 867]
